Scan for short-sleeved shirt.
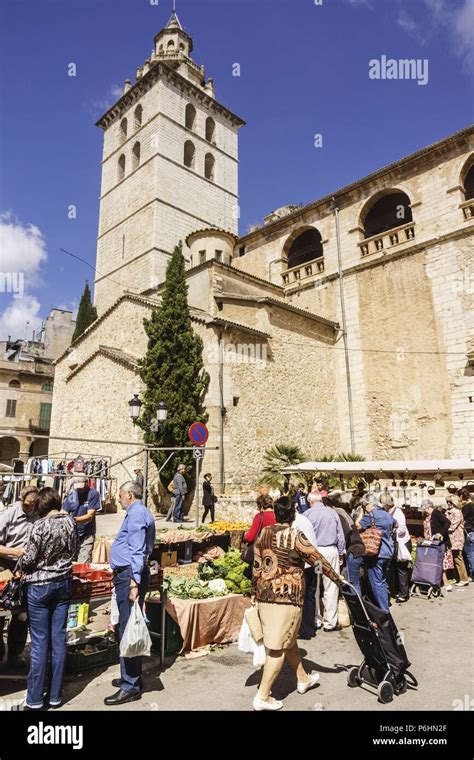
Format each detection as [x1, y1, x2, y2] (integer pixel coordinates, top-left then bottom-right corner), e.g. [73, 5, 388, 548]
[63, 487, 101, 537]
[0, 502, 39, 550]
[360, 508, 396, 559]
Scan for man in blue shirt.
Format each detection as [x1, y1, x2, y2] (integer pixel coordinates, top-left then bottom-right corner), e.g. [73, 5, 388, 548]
[63, 476, 101, 563]
[295, 483, 309, 514]
[305, 493, 346, 631]
[105, 480, 156, 706]
[359, 494, 396, 613]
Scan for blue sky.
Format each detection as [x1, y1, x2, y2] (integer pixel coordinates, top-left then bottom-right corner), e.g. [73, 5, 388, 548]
[0, 0, 472, 340]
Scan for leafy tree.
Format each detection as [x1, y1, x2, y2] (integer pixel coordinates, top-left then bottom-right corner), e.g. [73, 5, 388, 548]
[138, 243, 209, 500]
[72, 281, 97, 342]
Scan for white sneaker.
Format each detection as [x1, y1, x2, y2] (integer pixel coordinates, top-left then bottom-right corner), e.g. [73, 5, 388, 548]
[443, 585, 452, 592]
[456, 581, 469, 587]
[253, 695, 283, 711]
[297, 671, 320, 694]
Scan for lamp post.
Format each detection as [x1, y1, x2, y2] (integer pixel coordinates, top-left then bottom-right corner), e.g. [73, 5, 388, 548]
[128, 395, 168, 506]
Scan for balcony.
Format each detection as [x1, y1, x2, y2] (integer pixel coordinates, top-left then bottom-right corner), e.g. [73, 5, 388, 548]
[460, 198, 474, 220]
[358, 221, 416, 257]
[281, 256, 325, 286]
[29, 422, 49, 434]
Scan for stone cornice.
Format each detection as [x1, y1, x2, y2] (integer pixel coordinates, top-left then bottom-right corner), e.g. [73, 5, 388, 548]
[66, 345, 140, 383]
[238, 125, 474, 245]
[55, 294, 161, 365]
[214, 292, 339, 331]
[208, 317, 270, 339]
[96, 62, 246, 131]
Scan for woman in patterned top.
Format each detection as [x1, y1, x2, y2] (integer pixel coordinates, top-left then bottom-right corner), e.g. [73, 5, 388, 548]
[251, 496, 343, 711]
[20, 487, 78, 710]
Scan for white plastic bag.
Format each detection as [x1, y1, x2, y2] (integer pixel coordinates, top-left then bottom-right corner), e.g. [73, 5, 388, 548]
[238, 616, 254, 654]
[252, 640, 266, 667]
[120, 601, 152, 658]
[238, 616, 266, 666]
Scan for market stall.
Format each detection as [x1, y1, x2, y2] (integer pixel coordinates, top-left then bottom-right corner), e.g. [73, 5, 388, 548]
[146, 546, 252, 654]
[282, 458, 474, 536]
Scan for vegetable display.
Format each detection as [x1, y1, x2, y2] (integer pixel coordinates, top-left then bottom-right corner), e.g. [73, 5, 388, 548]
[198, 548, 252, 595]
[208, 522, 250, 532]
[163, 577, 229, 600]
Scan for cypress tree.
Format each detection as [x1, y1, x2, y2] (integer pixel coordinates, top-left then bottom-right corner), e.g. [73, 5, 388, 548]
[138, 242, 209, 493]
[72, 281, 98, 342]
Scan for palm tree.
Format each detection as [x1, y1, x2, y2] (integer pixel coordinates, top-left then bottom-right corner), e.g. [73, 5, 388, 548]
[259, 443, 307, 492]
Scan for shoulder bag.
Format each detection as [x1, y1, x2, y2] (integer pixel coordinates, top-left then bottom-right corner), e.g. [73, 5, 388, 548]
[361, 513, 383, 557]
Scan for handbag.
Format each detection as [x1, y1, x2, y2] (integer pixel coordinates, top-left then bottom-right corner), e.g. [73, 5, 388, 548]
[361, 514, 383, 557]
[244, 605, 263, 642]
[241, 512, 264, 566]
[167, 479, 175, 494]
[0, 560, 26, 612]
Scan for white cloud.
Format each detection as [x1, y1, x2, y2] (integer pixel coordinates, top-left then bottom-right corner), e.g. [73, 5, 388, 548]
[87, 84, 124, 115]
[452, 0, 474, 74]
[0, 213, 48, 340]
[0, 212, 47, 287]
[397, 10, 419, 35]
[0, 295, 43, 341]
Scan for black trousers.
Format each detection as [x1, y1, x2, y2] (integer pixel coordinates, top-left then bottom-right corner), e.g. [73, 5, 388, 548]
[202, 505, 215, 523]
[0, 614, 29, 660]
[396, 540, 412, 599]
[299, 567, 318, 638]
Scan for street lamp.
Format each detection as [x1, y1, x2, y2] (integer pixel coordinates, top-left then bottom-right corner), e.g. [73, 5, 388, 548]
[156, 400, 168, 423]
[128, 395, 168, 506]
[128, 394, 142, 421]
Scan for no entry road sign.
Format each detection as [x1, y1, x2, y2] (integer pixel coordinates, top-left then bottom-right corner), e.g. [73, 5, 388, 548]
[188, 421, 209, 446]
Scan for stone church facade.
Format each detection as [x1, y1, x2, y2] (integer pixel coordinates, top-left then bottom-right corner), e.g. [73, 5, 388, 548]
[49, 12, 474, 493]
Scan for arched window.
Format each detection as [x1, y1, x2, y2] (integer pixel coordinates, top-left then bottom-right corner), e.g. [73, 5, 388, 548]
[204, 152, 215, 181]
[118, 154, 126, 182]
[8, 380, 21, 389]
[119, 118, 128, 143]
[134, 104, 143, 130]
[286, 228, 323, 269]
[363, 191, 412, 238]
[463, 164, 474, 201]
[205, 117, 216, 143]
[167, 39, 175, 50]
[185, 103, 196, 131]
[132, 141, 141, 170]
[41, 381, 53, 392]
[184, 140, 195, 169]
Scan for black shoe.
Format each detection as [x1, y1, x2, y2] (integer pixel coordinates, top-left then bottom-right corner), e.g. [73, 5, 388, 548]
[104, 689, 142, 706]
[396, 596, 409, 603]
[23, 704, 44, 712]
[323, 625, 342, 632]
[111, 678, 143, 690]
[48, 702, 63, 710]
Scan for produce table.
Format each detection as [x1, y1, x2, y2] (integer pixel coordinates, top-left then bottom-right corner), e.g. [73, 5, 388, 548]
[165, 593, 251, 654]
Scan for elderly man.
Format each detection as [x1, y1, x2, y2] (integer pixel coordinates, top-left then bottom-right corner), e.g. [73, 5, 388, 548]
[172, 464, 188, 523]
[105, 480, 155, 706]
[0, 486, 39, 669]
[63, 475, 101, 563]
[304, 492, 345, 631]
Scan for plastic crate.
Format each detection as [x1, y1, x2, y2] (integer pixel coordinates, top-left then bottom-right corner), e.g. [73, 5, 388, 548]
[66, 637, 119, 674]
[71, 577, 113, 599]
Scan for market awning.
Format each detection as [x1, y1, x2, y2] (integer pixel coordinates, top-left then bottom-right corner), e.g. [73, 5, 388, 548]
[282, 459, 474, 476]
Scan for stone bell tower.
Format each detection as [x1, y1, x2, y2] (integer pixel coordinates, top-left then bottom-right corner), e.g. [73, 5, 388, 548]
[93, 10, 245, 313]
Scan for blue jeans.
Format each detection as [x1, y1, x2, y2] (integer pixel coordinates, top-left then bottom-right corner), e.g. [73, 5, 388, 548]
[26, 578, 72, 708]
[115, 566, 150, 694]
[464, 533, 474, 579]
[173, 493, 184, 522]
[347, 554, 363, 595]
[364, 557, 391, 613]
